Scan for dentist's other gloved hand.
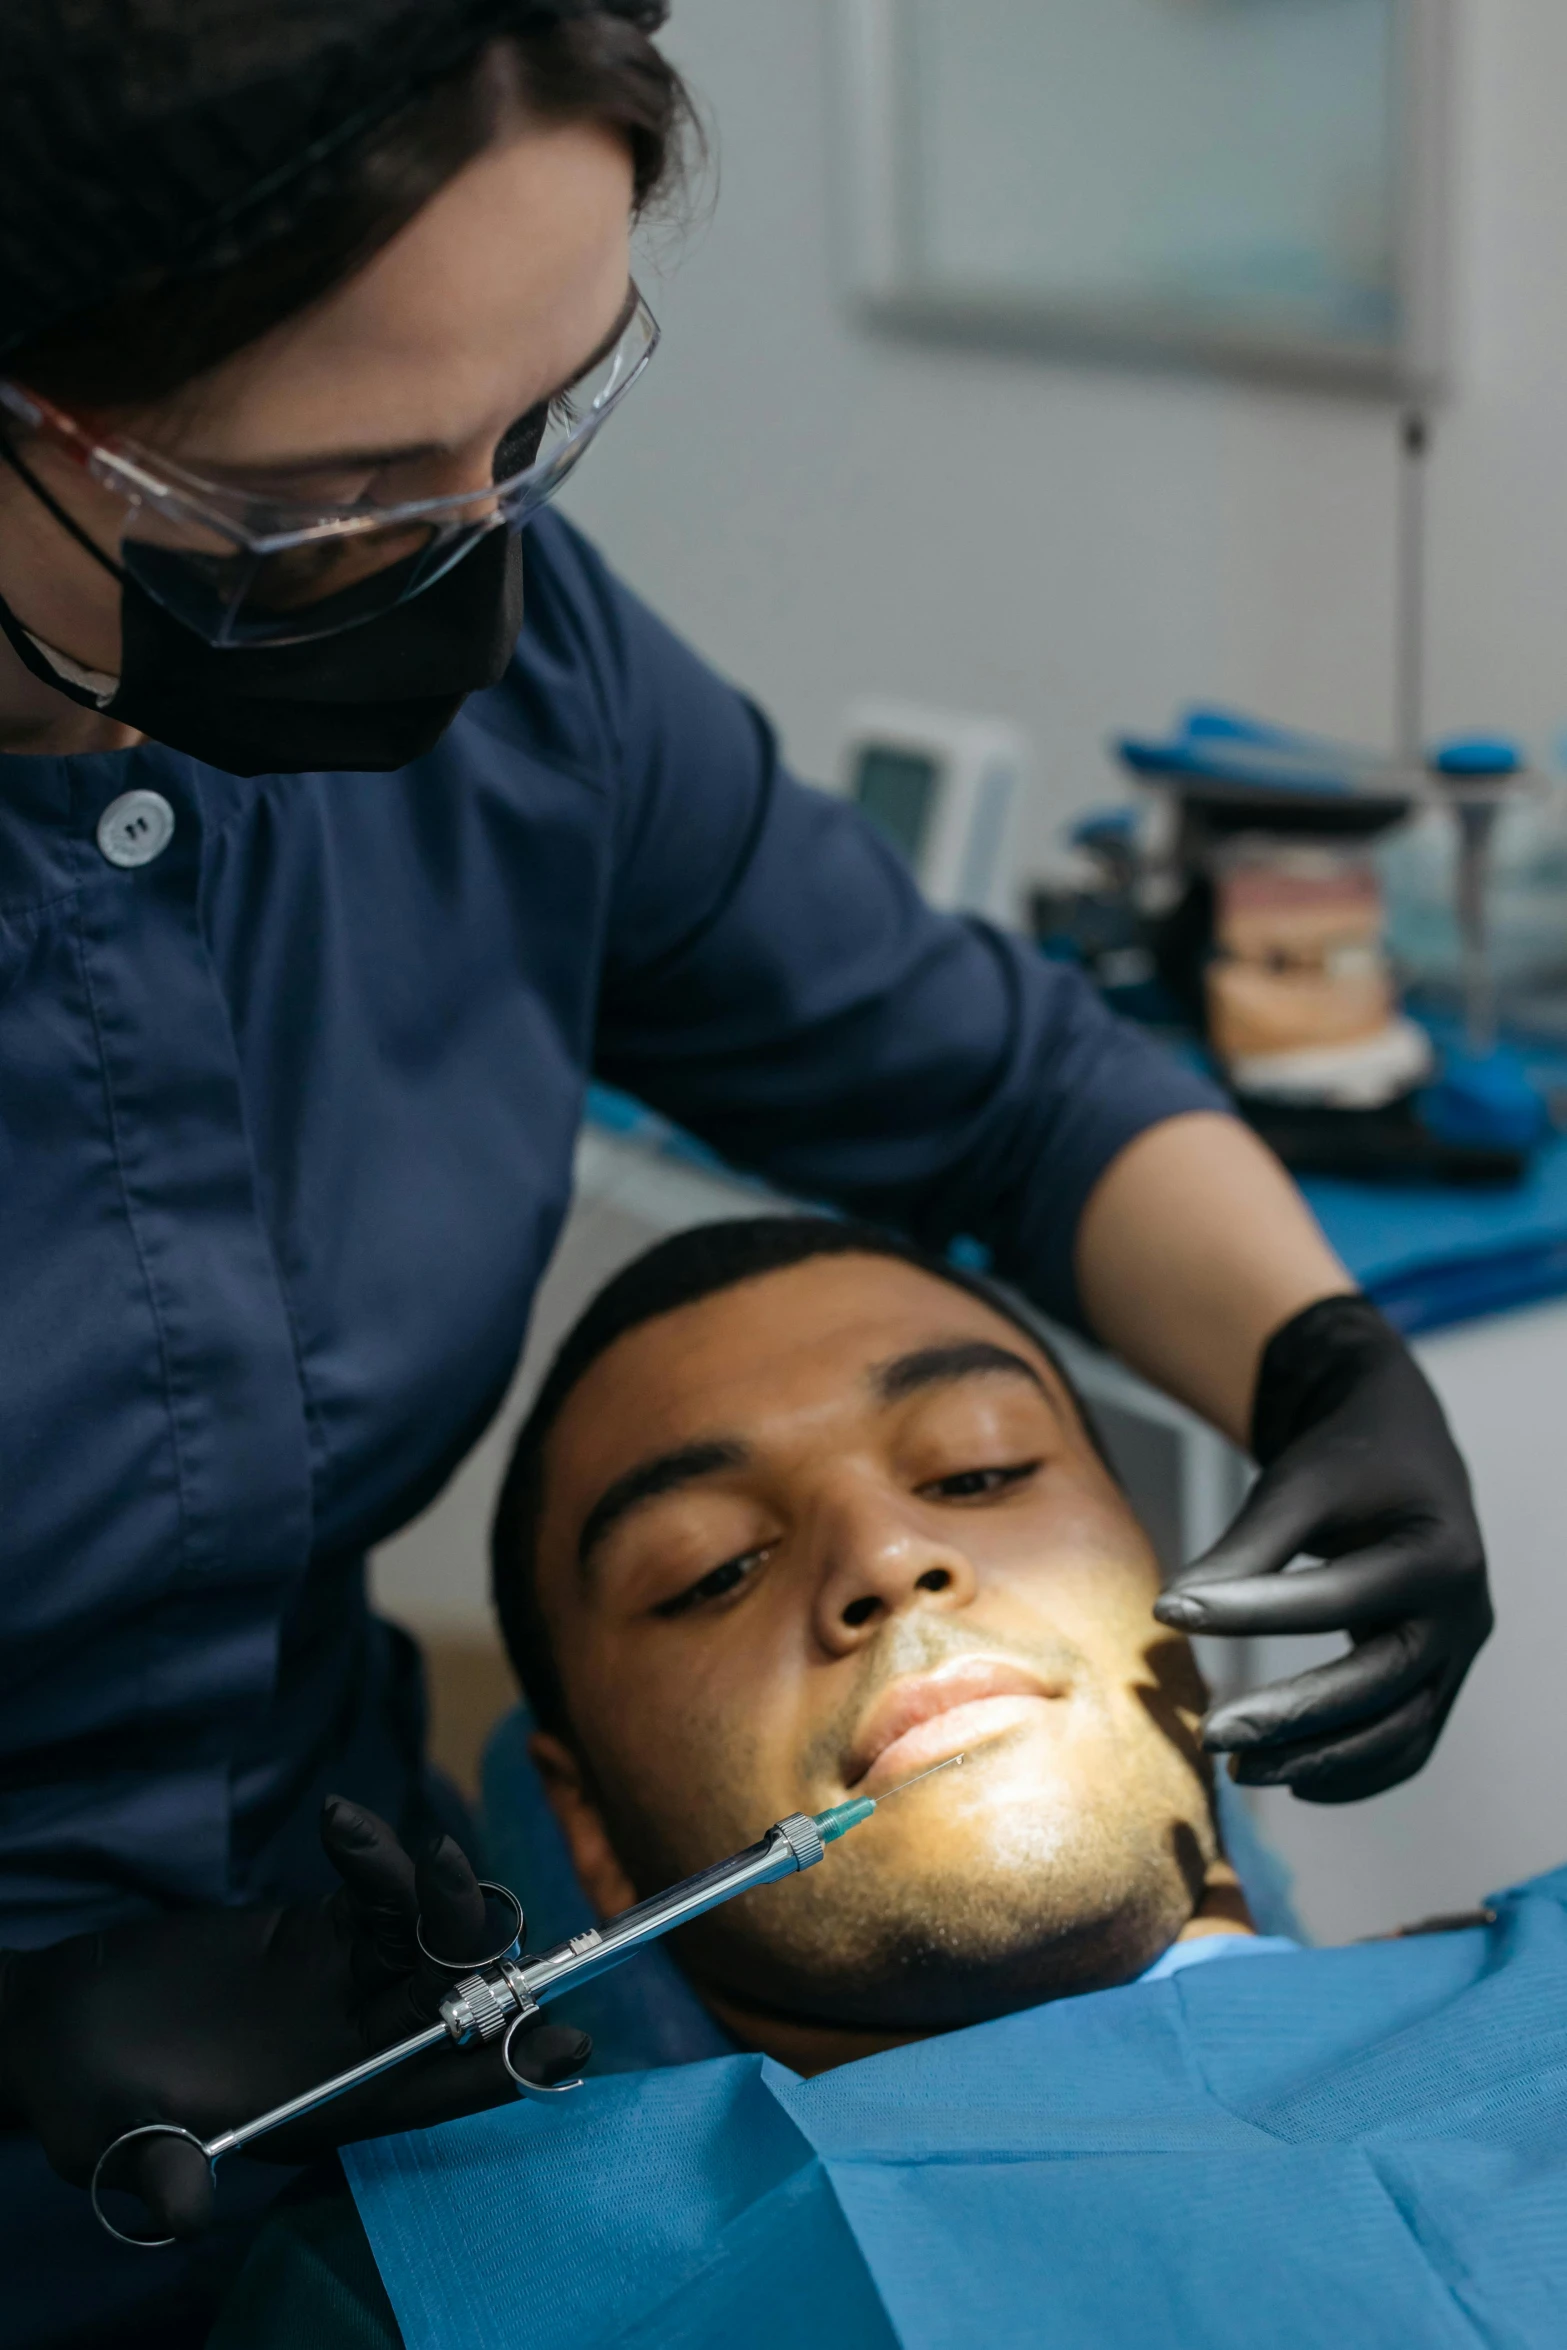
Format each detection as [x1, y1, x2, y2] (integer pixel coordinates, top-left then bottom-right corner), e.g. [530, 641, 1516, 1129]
[0, 1797, 589, 2240]
[1154, 1295, 1492, 1803]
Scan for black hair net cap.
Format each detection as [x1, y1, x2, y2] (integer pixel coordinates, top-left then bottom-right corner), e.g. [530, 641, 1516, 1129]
[0, 0, 670, 361]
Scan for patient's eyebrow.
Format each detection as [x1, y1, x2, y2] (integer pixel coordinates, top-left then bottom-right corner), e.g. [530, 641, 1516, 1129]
[577, 1439, 750, 1579]
[871, 1341, 1049, 1406]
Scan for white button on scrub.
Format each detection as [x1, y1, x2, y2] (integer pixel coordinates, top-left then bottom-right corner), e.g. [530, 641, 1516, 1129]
[97, 790, 176, 870]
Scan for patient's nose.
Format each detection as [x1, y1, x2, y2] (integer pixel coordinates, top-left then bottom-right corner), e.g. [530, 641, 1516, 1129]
[811, 1485, 977, 1654]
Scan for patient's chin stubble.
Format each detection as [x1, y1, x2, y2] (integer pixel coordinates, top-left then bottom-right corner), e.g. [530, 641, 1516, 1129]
[679, 1726, 1214, 2028]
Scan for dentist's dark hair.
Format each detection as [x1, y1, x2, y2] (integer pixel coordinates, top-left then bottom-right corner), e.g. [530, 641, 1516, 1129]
[11, 19, 698, 412]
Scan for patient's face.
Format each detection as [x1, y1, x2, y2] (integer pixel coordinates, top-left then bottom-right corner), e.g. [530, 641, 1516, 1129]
[526, 1254, 1219, 2031]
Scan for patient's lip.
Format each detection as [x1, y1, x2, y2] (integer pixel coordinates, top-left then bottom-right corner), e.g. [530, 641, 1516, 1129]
[844, 1657, 1068, 1791]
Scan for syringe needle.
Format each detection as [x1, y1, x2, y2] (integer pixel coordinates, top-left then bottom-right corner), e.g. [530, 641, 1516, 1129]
[874, 1753, 966, 1807]
[812, 1751, 966, 1847]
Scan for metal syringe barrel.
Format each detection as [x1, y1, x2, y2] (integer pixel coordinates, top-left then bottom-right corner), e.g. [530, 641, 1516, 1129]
[213, 1818, 825, 2140]
[93, 1814, 830, 2244]
[502, 1813, 825, 2010]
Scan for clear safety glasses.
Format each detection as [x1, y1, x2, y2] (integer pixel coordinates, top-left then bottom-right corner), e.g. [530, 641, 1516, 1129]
[0, 289, 659, 648]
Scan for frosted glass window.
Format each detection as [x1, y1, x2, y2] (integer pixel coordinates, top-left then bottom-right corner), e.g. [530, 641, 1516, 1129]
[840, 0, 1449, 392]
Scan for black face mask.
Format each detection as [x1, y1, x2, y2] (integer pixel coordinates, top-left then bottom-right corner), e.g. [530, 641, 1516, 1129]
[0, 446, 524, 775]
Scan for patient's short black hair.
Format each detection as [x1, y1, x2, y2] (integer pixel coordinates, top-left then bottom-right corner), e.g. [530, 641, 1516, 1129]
[491, 1215, 1104, 1743]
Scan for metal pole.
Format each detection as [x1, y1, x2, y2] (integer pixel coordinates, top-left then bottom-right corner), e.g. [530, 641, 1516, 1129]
[1397, 409, 1431, 769]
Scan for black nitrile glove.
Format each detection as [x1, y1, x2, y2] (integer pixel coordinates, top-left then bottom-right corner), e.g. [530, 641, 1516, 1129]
[1153, 1295, 1492, 1804]
[0, 1797, 589, 2240]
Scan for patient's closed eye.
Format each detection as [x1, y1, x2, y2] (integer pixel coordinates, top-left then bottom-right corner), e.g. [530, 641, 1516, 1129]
[653, 1546, 773, 1620]
[920, 1461, 1041, 1503]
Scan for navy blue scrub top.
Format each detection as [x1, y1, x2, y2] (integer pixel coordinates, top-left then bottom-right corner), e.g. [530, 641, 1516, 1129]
[0, 512, 1220, 1953]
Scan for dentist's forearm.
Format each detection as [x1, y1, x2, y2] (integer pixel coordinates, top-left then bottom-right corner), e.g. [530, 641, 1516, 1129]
[1074, 1113, 1355, 1447]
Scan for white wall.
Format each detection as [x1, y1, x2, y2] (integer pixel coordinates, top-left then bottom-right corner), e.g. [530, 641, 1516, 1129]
[561, 0, 1567, 878]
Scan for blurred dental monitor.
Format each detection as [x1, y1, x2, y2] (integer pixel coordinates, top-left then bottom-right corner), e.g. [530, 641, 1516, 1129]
[842, 702, 1027, 923]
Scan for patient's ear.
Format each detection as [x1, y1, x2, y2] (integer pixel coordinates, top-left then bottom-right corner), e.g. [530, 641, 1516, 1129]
[529, 1730, 639, 1920]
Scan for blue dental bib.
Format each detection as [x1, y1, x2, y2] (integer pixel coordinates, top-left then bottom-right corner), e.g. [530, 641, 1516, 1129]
[345, 1867, 1567, 2350]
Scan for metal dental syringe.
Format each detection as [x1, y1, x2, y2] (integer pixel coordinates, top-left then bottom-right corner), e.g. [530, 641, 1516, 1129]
[92, 1753, 964, 2246]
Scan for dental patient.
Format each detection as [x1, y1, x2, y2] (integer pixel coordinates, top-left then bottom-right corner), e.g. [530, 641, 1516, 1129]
[216, 1218, 1567, 2350]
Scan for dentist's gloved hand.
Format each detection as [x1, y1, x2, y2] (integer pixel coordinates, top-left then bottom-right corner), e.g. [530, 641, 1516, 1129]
[1154, 1295, 1492, 1803]
[0, 1797, 588, 2240]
